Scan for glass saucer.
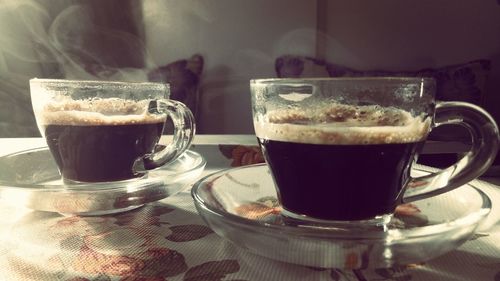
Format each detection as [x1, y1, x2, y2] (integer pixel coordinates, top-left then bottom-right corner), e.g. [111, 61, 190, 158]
[0, 147, 206, 216]
[191, 164, 491, 269]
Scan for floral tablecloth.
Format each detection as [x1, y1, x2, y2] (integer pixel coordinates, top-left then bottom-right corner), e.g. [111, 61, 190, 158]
[0, 137, 499, 281]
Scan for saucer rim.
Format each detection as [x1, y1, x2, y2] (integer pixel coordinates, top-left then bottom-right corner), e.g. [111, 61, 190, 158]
[191, 163, 492, 239]
[0, 146, 206, 191]
[0, 146, 206, 215]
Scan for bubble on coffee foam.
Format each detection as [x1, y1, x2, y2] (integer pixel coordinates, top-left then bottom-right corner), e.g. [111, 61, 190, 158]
[255, 104, 431, 145]
[40, 98, 166, 126]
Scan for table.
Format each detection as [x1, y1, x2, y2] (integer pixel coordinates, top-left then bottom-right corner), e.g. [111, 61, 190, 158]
[0, 135, 499, 281]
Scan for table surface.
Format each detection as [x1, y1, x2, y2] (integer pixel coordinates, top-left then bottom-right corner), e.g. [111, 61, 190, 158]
[0, 135, 499, 281]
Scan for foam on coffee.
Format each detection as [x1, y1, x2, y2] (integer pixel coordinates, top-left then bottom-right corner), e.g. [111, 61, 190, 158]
[39, 98, 166, 126]
[254, 104, 431, 145]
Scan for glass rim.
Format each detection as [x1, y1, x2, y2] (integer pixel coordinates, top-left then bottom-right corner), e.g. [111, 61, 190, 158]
[29, 78, 169, 90]
[250, 76, 435, 84]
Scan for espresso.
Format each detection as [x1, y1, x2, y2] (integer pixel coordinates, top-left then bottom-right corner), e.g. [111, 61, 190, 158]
[41, 99, 166, 182]
[255, 104, 430, 221]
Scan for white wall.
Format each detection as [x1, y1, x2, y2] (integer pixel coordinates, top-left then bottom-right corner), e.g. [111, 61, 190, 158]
[142, 0, 318, 133]
[323, 1, 500, 70]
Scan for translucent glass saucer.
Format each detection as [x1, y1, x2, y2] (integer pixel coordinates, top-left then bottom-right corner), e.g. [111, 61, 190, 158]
[0, 147, 206, 216]
[191, 164, 491, 269]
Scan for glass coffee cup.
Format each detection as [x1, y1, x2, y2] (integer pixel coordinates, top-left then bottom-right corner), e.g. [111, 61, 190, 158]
[250, 77, 499, 226]
[30, 79, 195, 183]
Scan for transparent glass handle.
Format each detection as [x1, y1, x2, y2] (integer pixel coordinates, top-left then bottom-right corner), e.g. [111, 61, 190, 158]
[403, 101, 499, 202]
[135, 99, 195, 171]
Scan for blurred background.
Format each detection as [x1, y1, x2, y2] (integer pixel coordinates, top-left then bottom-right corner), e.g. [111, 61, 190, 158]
[0, 0, 499, 137]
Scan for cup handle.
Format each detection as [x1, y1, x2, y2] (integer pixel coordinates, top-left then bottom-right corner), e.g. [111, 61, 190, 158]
[134, 99, 195, 171]
[403, 101, 499, 202]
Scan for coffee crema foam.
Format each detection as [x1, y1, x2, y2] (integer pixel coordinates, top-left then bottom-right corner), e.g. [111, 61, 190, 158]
[39, 98, 166, 126]
[254, 104, 431, 145]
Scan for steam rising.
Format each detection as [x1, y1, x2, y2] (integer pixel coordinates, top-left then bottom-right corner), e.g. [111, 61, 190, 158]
[0, 1, 362, 136]
[0, 1, 153, 81]
[0, 1, 154, 136]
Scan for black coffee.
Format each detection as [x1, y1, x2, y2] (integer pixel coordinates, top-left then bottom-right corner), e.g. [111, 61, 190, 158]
[254, 104, 430, 221]
[258, 139, 422, 220]
[40, 99, 165, 182]
[45, 123, 164, 182]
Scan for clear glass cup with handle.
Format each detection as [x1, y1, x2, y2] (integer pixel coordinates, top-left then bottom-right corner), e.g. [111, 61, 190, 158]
[30, 78, 195, 183]
[250, 77, 499, 227]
